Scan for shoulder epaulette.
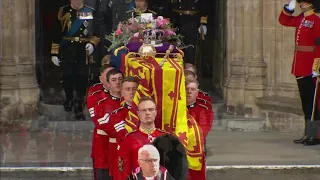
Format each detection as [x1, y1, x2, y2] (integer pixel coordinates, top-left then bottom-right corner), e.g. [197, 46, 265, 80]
[90, 90, 102, 96]
[199, 104, 209, 110]
[126, 9, 134, 13]
[197, 97, 209, 104]
[93, 83, 102, 87]
[125, 129, 138, 137]
[97, 97, 107, 105]
[199, 90, 209, 96]
[111, 107, 124, 115]
[84, 5, 95, 10]
[148, 9, 157, 14]
[59, 4, 69, 9]
[157, 128, 169, 134]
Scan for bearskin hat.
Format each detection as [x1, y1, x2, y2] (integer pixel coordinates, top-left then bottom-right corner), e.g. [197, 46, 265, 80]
[152, 134, 189, 180]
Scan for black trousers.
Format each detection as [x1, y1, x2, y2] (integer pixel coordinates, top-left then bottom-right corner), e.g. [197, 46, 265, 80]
[93, 168, 112, 180]
[296, 76, 320, 136]
[60, 43, 90, 112]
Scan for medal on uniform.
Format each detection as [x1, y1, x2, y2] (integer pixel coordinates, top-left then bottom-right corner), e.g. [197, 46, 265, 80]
[83, 20, 89, 27]
[108, 0, 113, 7]
[83, 29, 88, 35]
[79, 12, 93, 20]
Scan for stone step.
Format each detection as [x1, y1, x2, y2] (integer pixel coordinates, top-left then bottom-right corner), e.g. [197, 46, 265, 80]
[214, 114, 267, 132]
[1, 166, 319, 180]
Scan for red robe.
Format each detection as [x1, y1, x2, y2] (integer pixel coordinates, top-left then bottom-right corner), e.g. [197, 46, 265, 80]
[118, 128, 169, 180]
[187, 101, 214, 138]
[128, 166, 175, 180]
[278, 9, 320, 76]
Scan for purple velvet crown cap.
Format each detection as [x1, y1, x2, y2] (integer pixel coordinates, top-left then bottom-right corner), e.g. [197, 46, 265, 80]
[126, 42, 180, 53]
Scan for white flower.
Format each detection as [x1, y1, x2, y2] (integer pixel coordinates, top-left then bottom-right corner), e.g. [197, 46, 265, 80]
[157, 16, 164, 20]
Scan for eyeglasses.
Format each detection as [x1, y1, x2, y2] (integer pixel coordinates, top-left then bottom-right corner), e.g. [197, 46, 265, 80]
[139, 159, 159, 163]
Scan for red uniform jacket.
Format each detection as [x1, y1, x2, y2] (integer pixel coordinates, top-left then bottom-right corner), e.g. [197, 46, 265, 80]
[198, 90, 212, 103]
[187, 101, 214, 138]
[196, 97, 212, 109]
[118, 128, 169, 180]
[88, 83, 104, 96]
[88, 90, 121, 169]
[97, 103, 132, 178]
[279, 8, 320, 76]
[127, 166, 175, 180]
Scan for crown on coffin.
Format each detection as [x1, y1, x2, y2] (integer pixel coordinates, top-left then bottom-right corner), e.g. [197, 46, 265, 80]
[142, 29, 165, 46]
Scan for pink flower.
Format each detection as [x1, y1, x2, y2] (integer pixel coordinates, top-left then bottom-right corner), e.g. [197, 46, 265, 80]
[157, 16, 164, 20]
[115, 28, 123, 36]
[134, 32, 140, 37]
[156, 18, 170, 28]
[165, 29, 176, 36]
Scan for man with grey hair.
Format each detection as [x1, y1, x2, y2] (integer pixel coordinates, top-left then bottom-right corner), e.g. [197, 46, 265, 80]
[126, 144, 175, 180]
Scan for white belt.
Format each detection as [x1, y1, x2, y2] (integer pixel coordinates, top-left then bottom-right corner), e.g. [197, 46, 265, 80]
[109, 138, 116, 143]
[97, 129, 108, 136]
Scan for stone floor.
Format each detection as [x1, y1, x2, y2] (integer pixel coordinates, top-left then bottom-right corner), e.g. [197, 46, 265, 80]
[1, 125, 320, 167]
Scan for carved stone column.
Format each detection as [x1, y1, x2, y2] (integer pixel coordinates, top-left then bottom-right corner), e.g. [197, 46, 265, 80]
[0, 0, 39, 120]
[243, 0, 267, 117]
[225, 0, 247, 115]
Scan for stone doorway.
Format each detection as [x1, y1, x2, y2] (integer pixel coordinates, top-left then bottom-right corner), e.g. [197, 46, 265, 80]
[201, 0, 227, 98]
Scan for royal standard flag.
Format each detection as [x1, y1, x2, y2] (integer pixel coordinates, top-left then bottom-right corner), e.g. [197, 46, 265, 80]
[121, 53, 205, 170]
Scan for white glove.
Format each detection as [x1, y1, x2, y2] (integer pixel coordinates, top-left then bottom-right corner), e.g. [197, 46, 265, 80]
[198, 25, 207, 35]
[287, 0, 296, 10]
[312, 71, 320, 78]
[51, 56, 60, 66]
[85, 43, 94, 55]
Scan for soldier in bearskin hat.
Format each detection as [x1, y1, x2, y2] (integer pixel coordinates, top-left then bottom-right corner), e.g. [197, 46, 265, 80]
[279, 0, 320, 145]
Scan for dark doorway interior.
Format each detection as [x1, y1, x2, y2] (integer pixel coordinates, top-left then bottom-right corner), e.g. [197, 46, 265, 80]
[35, 0, 69, 105]
[201, 0, 226, 99]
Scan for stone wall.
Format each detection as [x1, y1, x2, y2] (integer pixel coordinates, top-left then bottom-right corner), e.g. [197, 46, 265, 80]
[224, 0, 304, 134]
[0, 0, 39, 121]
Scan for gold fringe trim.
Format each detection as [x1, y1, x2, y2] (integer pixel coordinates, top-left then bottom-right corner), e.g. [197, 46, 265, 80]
[114, 46, 129, 56]
[90, 36, 100, 47]
[313, 58, 320, 73]
[101, 55, 111, 65]
[51, 43, 59, 55]
[200, 16, 207, 24]
[58, 8, 71, 32]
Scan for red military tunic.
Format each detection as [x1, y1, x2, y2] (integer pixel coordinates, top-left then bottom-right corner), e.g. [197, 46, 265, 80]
[97, 103, 132, 178]
[88, 83, 104, 96]
[89, 90, 121, 169]
[197, 90, 212, 103]
[86, 89, 108, 159]
[187, 101, 213, 139]
[278, 8, 320, 76]
[87, 88, 109, 119]
[196, 97, 212, 109]
[118, 127, 169, 180]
